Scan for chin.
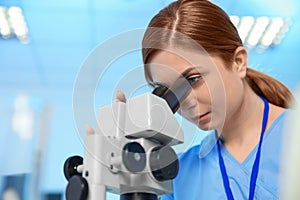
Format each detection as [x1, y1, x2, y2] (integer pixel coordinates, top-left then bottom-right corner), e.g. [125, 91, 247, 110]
[196, 121, 212, 131]
[197, 120, 221, 131]
[198, 124, 213, 131]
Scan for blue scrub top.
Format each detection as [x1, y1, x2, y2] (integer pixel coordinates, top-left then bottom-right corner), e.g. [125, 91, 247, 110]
[161, 110, 290, 200]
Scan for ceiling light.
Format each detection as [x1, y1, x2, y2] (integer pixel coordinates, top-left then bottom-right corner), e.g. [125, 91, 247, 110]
[0, 6, 29, 44]
[273, 19, 291, 45]
[238, 16, 255, 43]
[0, 6, 12, 38]
[229, 15, 240, 28]
[247, 17, 270, 48]
[261, 17, 284, 47]
[230, 16, 291, 51]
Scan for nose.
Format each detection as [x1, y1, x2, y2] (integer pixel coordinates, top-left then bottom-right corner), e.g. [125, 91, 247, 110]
[178, 90, 198, 113]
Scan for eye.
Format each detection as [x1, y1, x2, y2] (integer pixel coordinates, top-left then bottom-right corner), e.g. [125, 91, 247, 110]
[187, 75, 202, 84]
[152, 82, 169, 89]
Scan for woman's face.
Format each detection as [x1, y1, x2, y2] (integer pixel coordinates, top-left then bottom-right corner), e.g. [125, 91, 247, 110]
[147, 50, 246, 131]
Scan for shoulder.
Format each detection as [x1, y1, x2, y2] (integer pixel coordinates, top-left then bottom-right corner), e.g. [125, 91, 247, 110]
[267, 108, 293, 132]
[264, 109, 295, 145]
[272, 108, 298, 136]
[268, 103, 295, 126]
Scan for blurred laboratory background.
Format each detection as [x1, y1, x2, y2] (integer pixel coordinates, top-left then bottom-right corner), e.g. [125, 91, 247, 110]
[0, 0, 299, 200]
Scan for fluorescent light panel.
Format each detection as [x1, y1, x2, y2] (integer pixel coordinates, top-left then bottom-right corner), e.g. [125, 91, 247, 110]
[238, 16, 255, 43]
[247, 17, 270, 47]
[230, 15, 291, 50]
[0, 6, 11, 38]
[0, 6, 29, 44]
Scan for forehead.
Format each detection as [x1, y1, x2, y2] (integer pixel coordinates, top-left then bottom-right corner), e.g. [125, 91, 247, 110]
[147, 50, 220, 84]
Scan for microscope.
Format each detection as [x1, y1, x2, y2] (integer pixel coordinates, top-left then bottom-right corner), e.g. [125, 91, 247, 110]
[63, 77, 191, 200]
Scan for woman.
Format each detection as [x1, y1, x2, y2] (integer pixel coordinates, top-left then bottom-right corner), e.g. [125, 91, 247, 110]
[87, 0, 294, 199]
[140, 0, 294, 199]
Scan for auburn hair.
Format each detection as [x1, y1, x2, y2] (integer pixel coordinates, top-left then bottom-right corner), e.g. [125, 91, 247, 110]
[142, 0, 294, 108]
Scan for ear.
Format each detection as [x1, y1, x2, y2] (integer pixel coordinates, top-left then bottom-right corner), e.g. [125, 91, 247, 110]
[232, 46, 247, 78]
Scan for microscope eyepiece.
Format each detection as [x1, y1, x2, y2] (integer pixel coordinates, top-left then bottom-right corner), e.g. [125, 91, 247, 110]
[152, 77, 191, 113]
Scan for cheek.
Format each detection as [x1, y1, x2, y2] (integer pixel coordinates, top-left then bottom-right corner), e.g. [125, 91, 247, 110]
[204, 76, 226, 111]
[177, 91, 198, 115]
[178, 85, 210, 115]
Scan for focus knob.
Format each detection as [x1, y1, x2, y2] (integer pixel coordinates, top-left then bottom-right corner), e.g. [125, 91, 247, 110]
[64, 155, 83, 180]
[150, 146, 179, 181]
[66, 175, 88, 200]
[122, 142, 146, 173]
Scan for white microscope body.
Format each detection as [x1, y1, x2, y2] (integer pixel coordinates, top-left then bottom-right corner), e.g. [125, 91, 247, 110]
[64, 78, 190, 200]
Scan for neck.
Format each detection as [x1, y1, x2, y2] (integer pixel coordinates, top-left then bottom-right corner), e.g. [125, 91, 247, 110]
[217, 85, 265, 150]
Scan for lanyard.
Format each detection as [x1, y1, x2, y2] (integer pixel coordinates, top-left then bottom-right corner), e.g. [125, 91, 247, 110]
[217, 96, 269, 200]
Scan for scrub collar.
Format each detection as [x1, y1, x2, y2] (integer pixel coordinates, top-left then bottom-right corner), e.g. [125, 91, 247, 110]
[198, 130, 218, 158]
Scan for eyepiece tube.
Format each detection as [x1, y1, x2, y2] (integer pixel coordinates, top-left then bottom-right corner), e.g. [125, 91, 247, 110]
[152, 77, 191, 113]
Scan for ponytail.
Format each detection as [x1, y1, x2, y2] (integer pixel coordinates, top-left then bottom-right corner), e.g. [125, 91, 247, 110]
[246, 68, 294, 108]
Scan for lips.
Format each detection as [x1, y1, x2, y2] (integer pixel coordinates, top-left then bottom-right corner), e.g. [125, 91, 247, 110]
[200, 112, 210, 119]
[192, 112, 211, 123]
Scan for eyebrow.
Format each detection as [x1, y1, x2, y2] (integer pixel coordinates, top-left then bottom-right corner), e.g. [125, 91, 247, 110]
[151, 66, 201, 87]
[181, 67, 198, 78]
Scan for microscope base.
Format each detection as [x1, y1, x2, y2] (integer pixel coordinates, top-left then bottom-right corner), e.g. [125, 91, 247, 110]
[120, 193, 157, 200]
